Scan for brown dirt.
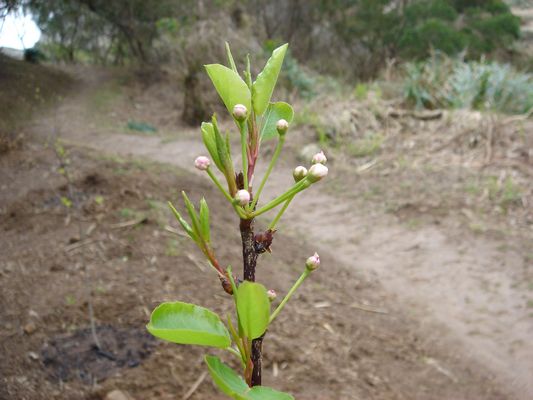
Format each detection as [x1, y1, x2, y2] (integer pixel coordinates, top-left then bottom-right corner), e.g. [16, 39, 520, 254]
[1, 60, 532, 400]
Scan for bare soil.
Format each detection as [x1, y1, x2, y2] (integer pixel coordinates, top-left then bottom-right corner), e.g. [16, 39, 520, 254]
[1, 60, 532, 400]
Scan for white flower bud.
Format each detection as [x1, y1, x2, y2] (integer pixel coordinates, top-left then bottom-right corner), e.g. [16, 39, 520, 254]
[235, 189, 250, 206]
[293, 166, 308, 182]
[306, 252, 320, 271]
[267, 289, 277, 301]
[308, 163, 328, 182]
[276, 119, 289, 136]
[311, 150, 327, 165]
[232, 104, 248, 121]
[194, 156, 210, 171]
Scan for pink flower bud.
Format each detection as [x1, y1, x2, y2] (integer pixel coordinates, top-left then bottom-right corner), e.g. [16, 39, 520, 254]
[308, 163, 328, 182]
[311, 150, 327, 165]
[235, 189, 250, 206]
[306, 252, 320, 271]
[293, 166, 308, 182]
[232, 104, 248, 121]
[267, 289, 277, 301]
[276, 119, 289, 135]
[194, 156, 210, 171]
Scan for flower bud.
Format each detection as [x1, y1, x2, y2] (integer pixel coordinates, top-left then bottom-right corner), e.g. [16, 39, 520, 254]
[232, 104, 248, 122]
[311, 150, 327, 165]
[293, 166, 308, 182]
[194, 156, 210, 171]
[276, 119, 289, 136]
[235, 189, 250, 206]
[267, 289, 277, 301]
[308, 163, 328, 183]
[306, 252, 320, 271]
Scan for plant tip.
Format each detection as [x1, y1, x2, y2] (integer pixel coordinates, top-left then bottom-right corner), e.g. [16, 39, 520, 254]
[308, 163, 328, 182]
[232, 104, 248, 121]
[293, 166, 308, 182]
[194, 156, 210, 171]
[311, 150, 327, 165]
[267, 289, 277, 301]
[306, 252, 320, 271]
[276, 119, 289, 135]
[235, 189, 251, 206]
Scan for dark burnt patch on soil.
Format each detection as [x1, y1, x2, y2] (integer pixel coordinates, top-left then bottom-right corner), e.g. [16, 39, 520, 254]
[42, 325, 156, 384]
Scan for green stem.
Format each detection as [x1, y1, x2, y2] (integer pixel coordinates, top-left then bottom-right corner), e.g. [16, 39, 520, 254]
[207, 168, 248, 219]
[268, 194, 295, 230]
[270, 269, 311, 324]
[251, 136, 285, 209]
[251, 178, 310, 218]
[226, 346, 245, 368]
[240, 123, 249, 191]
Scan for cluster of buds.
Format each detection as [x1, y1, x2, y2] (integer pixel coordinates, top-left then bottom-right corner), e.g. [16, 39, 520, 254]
[293, 149, 329, 184]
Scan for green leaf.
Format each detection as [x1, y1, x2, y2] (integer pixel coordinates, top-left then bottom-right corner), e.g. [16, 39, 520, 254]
[252, 44, 288, 116]
[259, 102, 294, 141]
[205, 356, 295, 400]
[205, 64, 251, 116]
[212, 116, 229, 170]
[237, 387, 295, 400]
[182, 191, 201, 240]
[168, 201, 198, 243]
[201, 122, 223, 171]
[225, 42, 238, 74]
[199, 198, 210, 244]
[147, 302, 231, 348]
[205, 355, 249, 398]
[236, 282, 270, 340]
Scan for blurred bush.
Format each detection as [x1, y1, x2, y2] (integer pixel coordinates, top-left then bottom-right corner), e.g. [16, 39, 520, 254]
[403, 52, 533, 114]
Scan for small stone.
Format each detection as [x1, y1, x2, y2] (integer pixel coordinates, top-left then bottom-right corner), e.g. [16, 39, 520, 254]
[104, 390, 133, 400]
[23, 322, 37, 335]
[28, 351, 39, 361]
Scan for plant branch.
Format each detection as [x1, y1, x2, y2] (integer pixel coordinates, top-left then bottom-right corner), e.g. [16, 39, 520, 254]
[239, 216, 262, 386]
[240, 122, 249, 191]
[206, 167, 248, 219]
[268, 194, 295, 230]
[251, 136, 285, 209]
[270, 269, 311, 324]
[251, 178, 310, 218]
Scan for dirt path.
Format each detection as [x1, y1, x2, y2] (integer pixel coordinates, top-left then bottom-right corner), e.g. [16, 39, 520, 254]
[28, 69, 533, 400]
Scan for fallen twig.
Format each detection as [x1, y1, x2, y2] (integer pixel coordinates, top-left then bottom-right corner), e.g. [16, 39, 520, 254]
[182, 371, 207, 400]
[350, 302, 388, 314]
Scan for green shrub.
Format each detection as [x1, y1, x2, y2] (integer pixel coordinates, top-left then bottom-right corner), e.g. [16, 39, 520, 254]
[398, 0, 520, 60]
[404, 52, 533, 114]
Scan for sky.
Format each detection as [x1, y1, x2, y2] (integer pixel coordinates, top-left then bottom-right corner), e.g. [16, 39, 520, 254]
[0, 11, 41, 50]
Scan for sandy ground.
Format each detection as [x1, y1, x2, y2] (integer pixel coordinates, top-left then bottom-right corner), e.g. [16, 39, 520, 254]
[1, 64, 532, 399]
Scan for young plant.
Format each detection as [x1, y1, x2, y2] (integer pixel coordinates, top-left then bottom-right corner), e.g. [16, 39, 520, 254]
[147, 43, 328, 399]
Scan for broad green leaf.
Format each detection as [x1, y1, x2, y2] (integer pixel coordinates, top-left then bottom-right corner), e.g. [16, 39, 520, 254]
[236, 282, 270, 340]
[147, 302, 231, 348]
[205, 355, 249, 398]
[205, 64, 251, 116]
[252, 44, 288, 116]
[168, 201, 198, 243]
[199, 198, 210, 244]
[225, 42, 238, 74]
[259, 102, 294, 141]
[236, 387, 295, 400]
[201, 122, 223, 171]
